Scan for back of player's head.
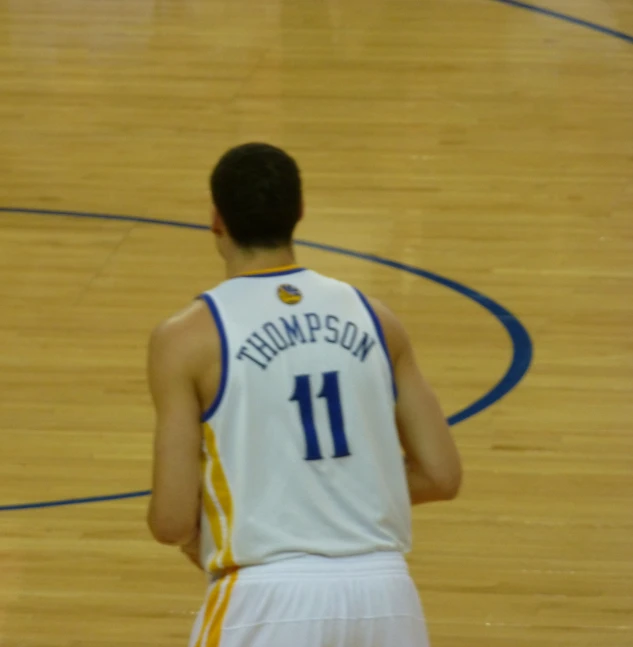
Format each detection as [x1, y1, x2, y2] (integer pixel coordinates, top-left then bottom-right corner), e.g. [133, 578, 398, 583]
[210, 143, 302, 248]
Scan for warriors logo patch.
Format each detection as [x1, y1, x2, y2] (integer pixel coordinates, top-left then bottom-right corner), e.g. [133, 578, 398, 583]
[277, 284, 302, 305]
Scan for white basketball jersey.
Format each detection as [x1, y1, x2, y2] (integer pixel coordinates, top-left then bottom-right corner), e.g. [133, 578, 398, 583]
[197, 265, 411, 575]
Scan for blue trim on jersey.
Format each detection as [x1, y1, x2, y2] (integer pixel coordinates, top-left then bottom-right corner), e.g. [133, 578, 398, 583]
[199, 294, 229, 422]
[354, 289, 397, 400]
[238, 267, 307, 278]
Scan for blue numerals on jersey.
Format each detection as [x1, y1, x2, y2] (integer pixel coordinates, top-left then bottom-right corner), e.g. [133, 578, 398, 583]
[290, 371, 351, 461]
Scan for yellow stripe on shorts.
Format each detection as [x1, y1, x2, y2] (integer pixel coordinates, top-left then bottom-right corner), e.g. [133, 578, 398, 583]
[193, 580, 222, 647]
[206, 573, 238, 647]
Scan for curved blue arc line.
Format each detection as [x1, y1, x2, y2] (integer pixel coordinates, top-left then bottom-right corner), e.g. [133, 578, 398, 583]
[0, 206, 533, 511]
[489, 0, 633, 44]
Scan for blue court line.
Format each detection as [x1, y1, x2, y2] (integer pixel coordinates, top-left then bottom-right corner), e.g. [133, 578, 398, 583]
[0, 206, 533, 511]
[489, 0, 633, 45]
[0, 206, 209, 231]
[0, 490, 152, 512]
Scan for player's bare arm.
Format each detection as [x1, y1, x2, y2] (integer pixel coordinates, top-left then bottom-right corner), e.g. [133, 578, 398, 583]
[370, 298, 462, 504]
[146, 301, 218, 546]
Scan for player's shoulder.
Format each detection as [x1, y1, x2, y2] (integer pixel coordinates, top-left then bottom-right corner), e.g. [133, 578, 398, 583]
[150, 299, 212, 342]
[149, 299, 219, 370]
[360, 294, 410, 362]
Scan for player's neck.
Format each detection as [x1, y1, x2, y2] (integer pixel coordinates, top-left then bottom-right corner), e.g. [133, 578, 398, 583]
[225, 245, 298, 279]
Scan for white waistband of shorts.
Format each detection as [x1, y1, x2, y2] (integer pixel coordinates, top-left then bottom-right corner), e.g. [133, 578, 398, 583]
[233, 551, 409, 581]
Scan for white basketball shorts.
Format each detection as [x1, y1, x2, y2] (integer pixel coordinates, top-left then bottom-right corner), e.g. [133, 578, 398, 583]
[188, 551, 430, 647]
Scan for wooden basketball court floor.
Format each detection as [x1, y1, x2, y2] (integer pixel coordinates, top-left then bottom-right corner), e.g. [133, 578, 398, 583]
[0, 1, 631, 645]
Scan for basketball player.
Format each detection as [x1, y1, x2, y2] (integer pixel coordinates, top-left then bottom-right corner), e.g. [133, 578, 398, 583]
[146, 143, 462, 647]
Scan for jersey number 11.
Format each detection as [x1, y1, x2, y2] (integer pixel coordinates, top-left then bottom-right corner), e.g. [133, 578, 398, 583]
[290, 371, 351, 461]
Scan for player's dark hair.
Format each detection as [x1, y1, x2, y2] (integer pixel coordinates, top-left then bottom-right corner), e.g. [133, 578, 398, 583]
[210, 143, 302, 248]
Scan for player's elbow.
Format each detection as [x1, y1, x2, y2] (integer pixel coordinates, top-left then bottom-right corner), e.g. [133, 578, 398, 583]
[432, 455, 462, 501]
[147, 505, 197, 546]
[407, 458, 462, 505]
[433, 462, 462, 501]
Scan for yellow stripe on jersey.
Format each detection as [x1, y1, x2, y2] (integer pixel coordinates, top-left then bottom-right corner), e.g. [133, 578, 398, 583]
[202, 424, 235, 571]
[238, 263, 301, 277]
[207, 573, 238, 647]
[200, 454, 222, 572]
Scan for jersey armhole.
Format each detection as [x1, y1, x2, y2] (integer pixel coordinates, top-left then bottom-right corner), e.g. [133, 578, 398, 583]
[197, 293, 229, 422]
[353, 288, 398, 400]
